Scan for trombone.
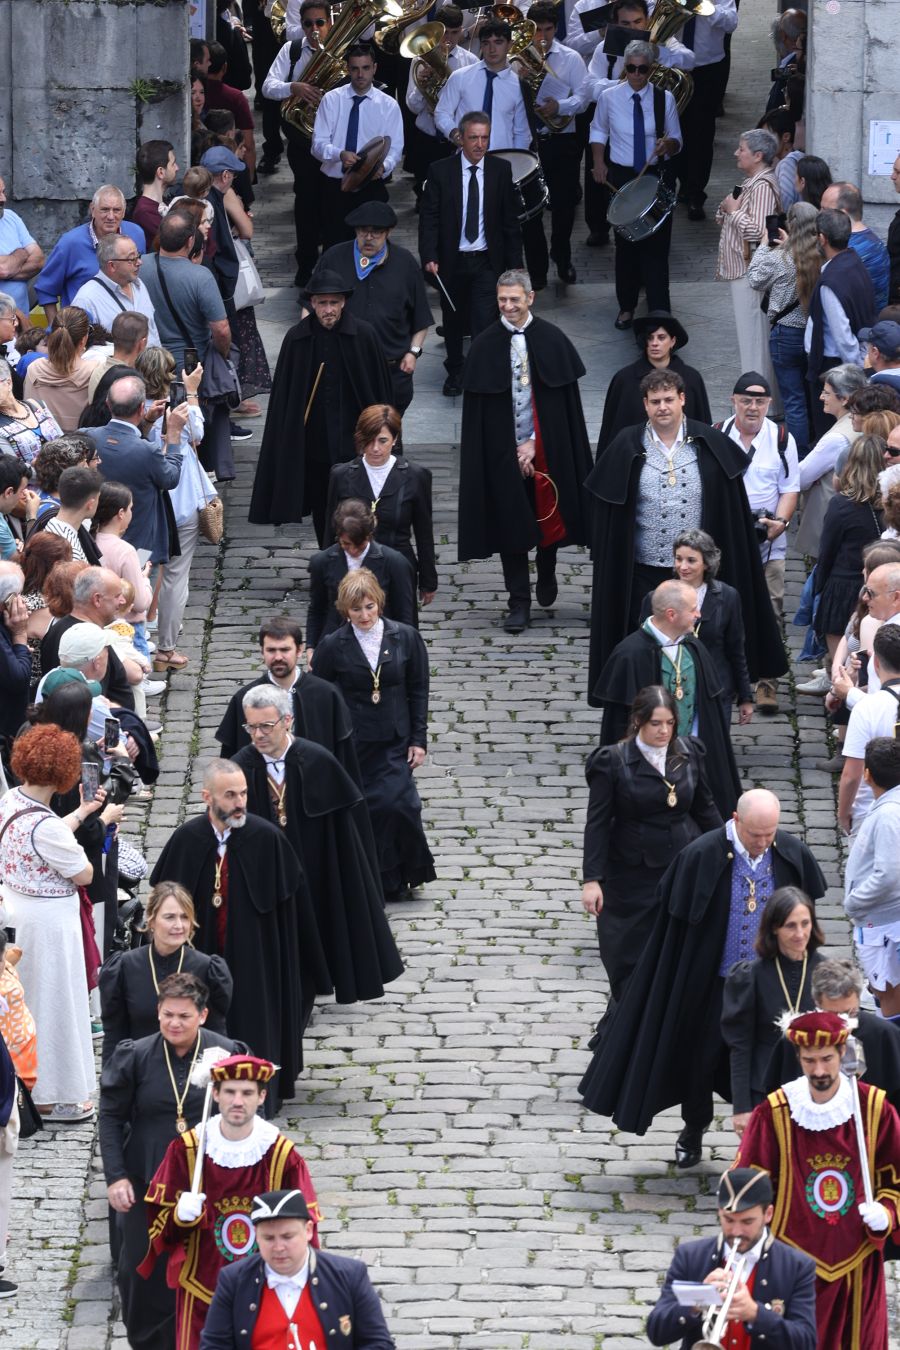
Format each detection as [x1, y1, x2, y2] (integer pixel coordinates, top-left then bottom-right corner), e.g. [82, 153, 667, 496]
[694, 1249, 747, 1349]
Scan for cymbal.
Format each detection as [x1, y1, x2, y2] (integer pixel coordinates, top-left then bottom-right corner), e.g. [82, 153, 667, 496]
[341, 136, 392, 193]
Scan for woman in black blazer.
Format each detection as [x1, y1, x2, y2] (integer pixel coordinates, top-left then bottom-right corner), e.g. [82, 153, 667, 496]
[306, 498, 417, 655]
[722, 886, 825, 1137]
[580, 685, 722, 1004]
[312, 568, 436, 901]
[325, 404, 437, 601]
[641, 528, 754, 731]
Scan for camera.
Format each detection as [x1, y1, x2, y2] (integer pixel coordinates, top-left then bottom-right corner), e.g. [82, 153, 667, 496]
[752, 510, 773, 542]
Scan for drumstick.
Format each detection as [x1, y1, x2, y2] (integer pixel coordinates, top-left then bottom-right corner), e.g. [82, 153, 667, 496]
[433, 271, 457, 314]
[304, 363, 325, 423]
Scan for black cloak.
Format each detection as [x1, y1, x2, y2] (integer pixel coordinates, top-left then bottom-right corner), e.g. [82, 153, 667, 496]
[215, 671, 362, 787]
[578, 826, 826, 1135]
[457, 316, 593, 561]
[593, 627, 742, 815]
[248, 310, 393, 526]
[584, 418, 788, 702]
[149, 814, 304, 1112]
[596, 354, 712, 459]
[764, 1009, 900, 1115]
[233, 739, 404, 1005]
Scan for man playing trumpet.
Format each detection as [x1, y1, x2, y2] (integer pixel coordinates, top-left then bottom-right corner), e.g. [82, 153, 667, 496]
[647, 1169, 816, 1349]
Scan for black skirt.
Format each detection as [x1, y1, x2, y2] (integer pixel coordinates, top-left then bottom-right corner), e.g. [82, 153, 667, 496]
[815, 574, 862, 637]
[596, 861, 667, 1004]
[356, 737, 436, 896]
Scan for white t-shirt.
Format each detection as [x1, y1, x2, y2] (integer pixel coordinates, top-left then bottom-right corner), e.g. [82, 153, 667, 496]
[843, 684, 900, 822]
[723, 416, 800, 561]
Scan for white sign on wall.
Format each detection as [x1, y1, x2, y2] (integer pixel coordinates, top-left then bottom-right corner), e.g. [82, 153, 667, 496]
[868, 121, 900, 176]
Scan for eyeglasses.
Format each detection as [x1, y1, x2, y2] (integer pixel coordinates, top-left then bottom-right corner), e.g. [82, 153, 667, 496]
[862, 586, 884, 599]
[625, 63, 650, 73]
[242, 718, 285, 735]
[116, 254, 142, 264]
[302, 17, 327, 25]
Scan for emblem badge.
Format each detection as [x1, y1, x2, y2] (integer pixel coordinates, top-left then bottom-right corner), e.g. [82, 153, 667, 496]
[771, 1300, 785, 1316]
[805, 1153, 855, 1225]
[214, 1202, 257, 1261]
[339, 1314, 352, 1335]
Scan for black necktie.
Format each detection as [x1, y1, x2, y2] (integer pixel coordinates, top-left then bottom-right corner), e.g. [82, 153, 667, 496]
[465, 164, 479, 244]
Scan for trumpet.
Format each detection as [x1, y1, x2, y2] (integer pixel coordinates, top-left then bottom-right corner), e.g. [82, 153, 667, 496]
[694, 1250, 747, 1349]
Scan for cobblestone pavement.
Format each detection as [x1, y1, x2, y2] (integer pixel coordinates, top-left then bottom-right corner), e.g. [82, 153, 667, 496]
[9, 4, 900, 1346]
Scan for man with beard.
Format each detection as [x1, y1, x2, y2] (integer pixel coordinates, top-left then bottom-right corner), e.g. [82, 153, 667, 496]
[737, 1012, 900, 1349]
[585, 368, 786, 703]
[140, 1055, 321, 1350]
[248, 270, 392, 543]
[457, 270, 592, 632]
[149, 762, 305, 1114]
[232, 686, 404, 1017]
[579, 790, 825, 1171]
[214, 615, 360, 786]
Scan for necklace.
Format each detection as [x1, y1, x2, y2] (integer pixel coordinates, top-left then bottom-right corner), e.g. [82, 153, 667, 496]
[148, 942, 184, 994]
[371, 662, 383, 704]
[661, 773, 678, 809]
[775, 951, 808, 1015]
[267, 773, 288, 827]
[163, 1033, 202, 1134]
[668, 642, 685, 700]
[212, 852, 225, 909]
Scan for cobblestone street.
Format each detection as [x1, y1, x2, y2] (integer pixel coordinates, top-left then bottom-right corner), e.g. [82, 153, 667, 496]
[8, 1, 900, 1344]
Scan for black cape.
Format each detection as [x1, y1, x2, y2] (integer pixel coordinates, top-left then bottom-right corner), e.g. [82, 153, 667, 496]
[215, 671, 362, 786]
[764, 1009, 900, 1115]
[593, 627, 741, 815]
[248, 310, 393, 526]
[584, 418, 788, 701]
[233, 739, 405, 1004]
[458, 316, 593, 561]
[578, 826, 826, 1135]
[596, 354, 712, 459]
[149, 814, 304, 1112]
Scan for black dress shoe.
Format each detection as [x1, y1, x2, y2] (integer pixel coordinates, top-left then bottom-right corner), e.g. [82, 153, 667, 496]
[674, 1125, 704, 1169]
[557, 263, 577, 284]
[614, 312, 633, 330]
[532, 276, 548, 292]
[687, 203, 706, 221]
[535, 576, 558, 608]
[503, 604, 531, 633]
[585, 230, 610, 247]
[257, 158, 280, 175]
[442, 377, 462, 397]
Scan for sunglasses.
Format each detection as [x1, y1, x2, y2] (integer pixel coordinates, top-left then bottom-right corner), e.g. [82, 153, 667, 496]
[303, 17, 327, 25]
[625, 62, 650, 73]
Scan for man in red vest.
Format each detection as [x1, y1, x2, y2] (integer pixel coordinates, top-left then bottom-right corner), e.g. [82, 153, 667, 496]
[199, 1188, 395, 1349]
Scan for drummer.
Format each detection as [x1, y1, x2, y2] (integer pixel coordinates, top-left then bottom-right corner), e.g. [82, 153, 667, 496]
[589, 38, 681, 330]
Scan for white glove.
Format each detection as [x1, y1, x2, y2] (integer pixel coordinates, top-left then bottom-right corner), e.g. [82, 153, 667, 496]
[858, 1201, 890, 1233]
[175, 1190, 206, 1224]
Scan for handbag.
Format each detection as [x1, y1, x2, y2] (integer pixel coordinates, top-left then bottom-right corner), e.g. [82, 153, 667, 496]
[233, 239, 265, 310]
[16, 1076, 42, 1139]
[154, 260, 242, 409]
[198, 495, 224, 544]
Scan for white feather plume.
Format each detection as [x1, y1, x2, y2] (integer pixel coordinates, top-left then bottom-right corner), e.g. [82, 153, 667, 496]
[189, 1046, 232, 1088]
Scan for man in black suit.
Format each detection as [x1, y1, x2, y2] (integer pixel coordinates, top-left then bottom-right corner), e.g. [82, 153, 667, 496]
[418, 109, 522, 397]
[647, 1169, 817, 1350]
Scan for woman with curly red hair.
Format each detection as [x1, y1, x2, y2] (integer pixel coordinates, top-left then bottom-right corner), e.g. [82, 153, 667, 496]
[0, 724, 105, 1120]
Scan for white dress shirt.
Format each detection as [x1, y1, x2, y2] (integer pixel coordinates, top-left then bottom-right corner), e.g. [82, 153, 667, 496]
[435, 62, 530, 150]
[458, 156, 487, 251]
[722, 1230, 768, 1280]
[406, 44, 478, 137]
[566, 0, 607, 58]
[312, 84, 405, 178]
[352, 617, 385, 669]
[589, 80, 681, 164]
[635, 734, 668, 775]
[70, 273, 160, 347]
[345, 542, 371, 571]
[264, 1257, 310, 1319]
[686, 0, 738, 67]
[587, 37, 694, 101]
[722, 415, 800, 560]
[532, 40, 591, 136]
[364, 455, 396, 499]
[261, 39, 315, 100]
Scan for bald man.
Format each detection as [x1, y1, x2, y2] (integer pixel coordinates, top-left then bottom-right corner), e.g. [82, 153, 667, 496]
[579, 789, 826, 1170]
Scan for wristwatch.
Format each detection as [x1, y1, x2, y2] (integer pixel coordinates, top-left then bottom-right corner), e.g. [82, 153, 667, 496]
[409, 346, 423, 358]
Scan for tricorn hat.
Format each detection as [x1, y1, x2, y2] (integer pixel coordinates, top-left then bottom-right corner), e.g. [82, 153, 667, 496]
[250, 1190, 313, 1223]
[717, 1168, 773, 1212]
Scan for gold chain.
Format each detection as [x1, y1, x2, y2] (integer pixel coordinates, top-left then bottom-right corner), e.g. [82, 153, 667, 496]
[775, 951, 808, 1017]
[162, 1034, 202, 1134]
[148, 943, 184, 996]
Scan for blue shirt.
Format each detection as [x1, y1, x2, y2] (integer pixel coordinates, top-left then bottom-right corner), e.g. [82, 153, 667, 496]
[0, 514, 17, 560]
[0, 209, 38, 312]
[849, 228, 890, 312]
[34, 221, 146, 309]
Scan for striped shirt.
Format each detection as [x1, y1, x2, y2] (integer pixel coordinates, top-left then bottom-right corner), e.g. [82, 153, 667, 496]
[715, 168, 780, 282]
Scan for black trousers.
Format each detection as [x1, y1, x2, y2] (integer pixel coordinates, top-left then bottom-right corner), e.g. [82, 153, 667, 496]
[501, 544, 558, 607]
[322, 176, 390, 249]
[677, 59, 729, 207]
[534, 132, 583, 272]
[388, 362, 414, 414]
[581, 109, 610, 237]
[306, 457, 334, 548]
[250, 19, 284, 163]
[608, 162, 673, 313]
[117, 1191, 175, 1350]
[286, 134, 325, 284]
[441, 251, 497, 377]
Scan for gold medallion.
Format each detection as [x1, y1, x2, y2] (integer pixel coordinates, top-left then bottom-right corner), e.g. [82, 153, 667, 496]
[747, 899, 757, 913]
[666, 789, 677, 808]
[371, 689, 381, 704]
[668, 473, 677, 487]
[674, 686, 684, 701]
[211, 893, 223, 909]
[278, 811, 287, 827]
[176, 1115, 188, 1134]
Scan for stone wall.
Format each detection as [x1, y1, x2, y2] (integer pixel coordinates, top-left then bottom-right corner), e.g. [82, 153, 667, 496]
[0, 0, 189, 243]
[806, 0, 900, 231]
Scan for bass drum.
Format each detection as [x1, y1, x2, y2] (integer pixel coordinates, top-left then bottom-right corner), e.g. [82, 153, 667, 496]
[488, 148, 548, 223]
[607, 174, 676, 243]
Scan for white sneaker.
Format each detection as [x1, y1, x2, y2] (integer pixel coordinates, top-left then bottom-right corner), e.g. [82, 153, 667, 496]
[141, 678, 167, 697]
[146, 640, 156, 653]
[796, 670, 832, 695]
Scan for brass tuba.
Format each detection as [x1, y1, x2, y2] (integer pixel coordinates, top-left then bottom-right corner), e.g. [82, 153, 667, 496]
[375, 0, 435, 55]
[281, 0, 402, 138]
[492, 3, 535, 55]
[646, 0, 714, 114]
[401, 22, 452, 112]
[510, 33, 574, 132]
[270, 0, 286, 41]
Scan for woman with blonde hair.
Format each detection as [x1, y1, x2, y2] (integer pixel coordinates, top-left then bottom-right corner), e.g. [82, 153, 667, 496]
[98, 880, 232, 1064]
[313, 567, 436, 901]
[748, 200, 822, 456]
[814, 435, 885, 669]
[23, 307, 94, 430]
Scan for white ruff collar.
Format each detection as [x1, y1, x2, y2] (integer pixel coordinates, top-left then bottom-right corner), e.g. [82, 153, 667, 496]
[204, 1114, 280, 1167]
[783, 1074, 854, 1130]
